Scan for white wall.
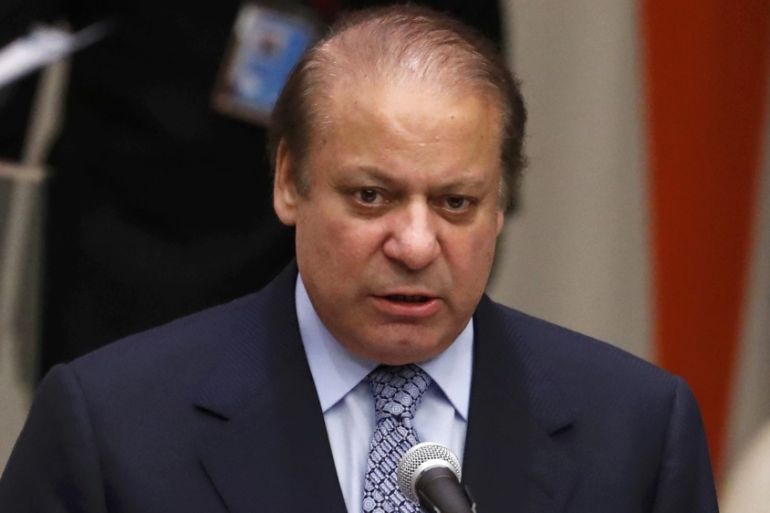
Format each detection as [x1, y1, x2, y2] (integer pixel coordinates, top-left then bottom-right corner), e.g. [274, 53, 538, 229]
[489, 0, 651, 360]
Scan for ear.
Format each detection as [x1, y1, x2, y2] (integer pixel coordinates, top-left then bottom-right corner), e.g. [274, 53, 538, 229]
[495, 210, 504, 236]
[273, 140, 301, 226]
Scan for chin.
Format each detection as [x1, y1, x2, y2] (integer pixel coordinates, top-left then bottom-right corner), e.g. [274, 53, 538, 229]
[362, 337, 448, 365]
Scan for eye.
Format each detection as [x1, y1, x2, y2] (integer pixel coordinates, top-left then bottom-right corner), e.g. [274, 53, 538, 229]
[444, 196, 471, 211]
[356, 188, 380, 204]
[351, 188, 392, 209]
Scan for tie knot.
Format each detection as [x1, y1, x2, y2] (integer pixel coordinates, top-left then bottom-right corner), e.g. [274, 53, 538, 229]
[369, 364, 432, 422]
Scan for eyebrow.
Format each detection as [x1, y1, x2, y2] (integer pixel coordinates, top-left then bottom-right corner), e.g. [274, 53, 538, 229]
[350, 166, 401, 187]
[342, 165, 494, 192]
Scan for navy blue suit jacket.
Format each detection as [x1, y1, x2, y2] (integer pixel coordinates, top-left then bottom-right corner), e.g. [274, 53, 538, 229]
[0, 264, 718, 512]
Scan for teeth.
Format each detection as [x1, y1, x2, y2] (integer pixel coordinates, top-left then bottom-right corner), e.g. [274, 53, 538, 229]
[389, 295, 428, 303]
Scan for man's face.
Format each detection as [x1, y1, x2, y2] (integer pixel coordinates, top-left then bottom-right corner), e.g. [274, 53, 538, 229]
[274, 81, 504, 364]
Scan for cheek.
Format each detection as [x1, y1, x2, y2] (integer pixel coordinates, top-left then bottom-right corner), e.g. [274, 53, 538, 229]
[298, 207, 383, 268]
[445, 223, 500, 288]
[458, 222, 499, 262]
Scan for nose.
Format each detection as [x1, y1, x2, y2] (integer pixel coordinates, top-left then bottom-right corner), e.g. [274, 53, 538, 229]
[382, 202, 441, 271]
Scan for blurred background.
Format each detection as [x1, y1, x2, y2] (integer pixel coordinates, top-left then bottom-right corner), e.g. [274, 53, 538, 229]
[1, 0, 768, 510]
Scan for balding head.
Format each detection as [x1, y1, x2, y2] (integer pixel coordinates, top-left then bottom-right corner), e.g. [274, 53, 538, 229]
[269, 4, 527, 212]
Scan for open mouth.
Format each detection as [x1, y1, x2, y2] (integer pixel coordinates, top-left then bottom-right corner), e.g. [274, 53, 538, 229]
[386, 294, 432, 303]
[373, 293, 440, 317]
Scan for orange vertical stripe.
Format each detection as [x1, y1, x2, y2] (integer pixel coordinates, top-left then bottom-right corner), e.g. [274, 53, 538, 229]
[641, 0, 769, 479]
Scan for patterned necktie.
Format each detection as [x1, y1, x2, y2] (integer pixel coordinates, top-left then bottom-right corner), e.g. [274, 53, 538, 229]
[362, 364, 432, 513]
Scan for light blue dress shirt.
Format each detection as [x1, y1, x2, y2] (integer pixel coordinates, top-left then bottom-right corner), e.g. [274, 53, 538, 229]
[295, 276, 472, 513]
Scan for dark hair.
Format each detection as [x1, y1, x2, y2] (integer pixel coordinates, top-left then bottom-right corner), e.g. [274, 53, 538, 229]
[268, 4, 527, 212]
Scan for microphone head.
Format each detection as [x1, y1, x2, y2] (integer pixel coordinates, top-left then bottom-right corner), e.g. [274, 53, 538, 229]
[397, 442, 462, 503]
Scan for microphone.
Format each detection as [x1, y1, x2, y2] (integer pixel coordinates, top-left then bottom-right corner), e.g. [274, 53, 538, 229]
[397, 442, 476, 513]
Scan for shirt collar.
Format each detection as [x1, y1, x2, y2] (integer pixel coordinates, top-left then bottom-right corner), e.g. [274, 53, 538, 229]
[296, 275, 472, 420]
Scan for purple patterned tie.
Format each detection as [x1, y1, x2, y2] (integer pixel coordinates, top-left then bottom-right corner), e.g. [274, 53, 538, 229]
[362, 365, 432, 513]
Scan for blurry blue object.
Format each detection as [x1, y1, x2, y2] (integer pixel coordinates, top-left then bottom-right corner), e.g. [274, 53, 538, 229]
[213, 5, 317, 124]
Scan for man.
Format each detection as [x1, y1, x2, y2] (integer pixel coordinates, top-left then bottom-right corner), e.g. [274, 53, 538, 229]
[0, 5, 718, 513]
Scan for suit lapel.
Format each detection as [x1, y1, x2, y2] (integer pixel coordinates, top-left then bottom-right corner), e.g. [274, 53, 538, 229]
[193, 265, 347, 513]
[463, 296, 578, 513]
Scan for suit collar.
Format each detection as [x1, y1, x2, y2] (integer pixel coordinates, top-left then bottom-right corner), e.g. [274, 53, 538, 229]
[194, 263, 347, 513]
[463, 295, 578, 513]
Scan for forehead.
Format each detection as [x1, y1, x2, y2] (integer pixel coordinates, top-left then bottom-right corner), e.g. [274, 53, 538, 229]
[316, 79, 501, 152]
[303, 79, 503, 191]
